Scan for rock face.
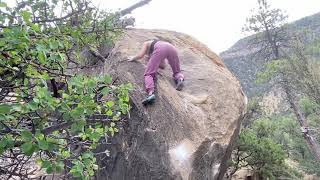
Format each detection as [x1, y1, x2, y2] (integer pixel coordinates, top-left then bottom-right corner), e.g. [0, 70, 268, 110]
[95, 29, 247, 180]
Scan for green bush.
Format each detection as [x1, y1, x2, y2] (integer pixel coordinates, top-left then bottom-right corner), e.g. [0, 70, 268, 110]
[0, 0, 130, 179]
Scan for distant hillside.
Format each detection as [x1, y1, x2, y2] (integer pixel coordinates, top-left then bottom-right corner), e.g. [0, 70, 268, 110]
[220, 12, 320, 97]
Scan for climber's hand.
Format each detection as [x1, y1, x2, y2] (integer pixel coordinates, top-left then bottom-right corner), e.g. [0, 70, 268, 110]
[127, 56, 136, 62]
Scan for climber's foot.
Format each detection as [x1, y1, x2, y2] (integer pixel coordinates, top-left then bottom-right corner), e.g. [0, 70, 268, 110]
[142, 94, 156, 105]
[176, 78, 184, 91]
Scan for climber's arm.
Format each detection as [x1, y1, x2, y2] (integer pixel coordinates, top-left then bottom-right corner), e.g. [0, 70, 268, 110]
[128, 42, 149, 61]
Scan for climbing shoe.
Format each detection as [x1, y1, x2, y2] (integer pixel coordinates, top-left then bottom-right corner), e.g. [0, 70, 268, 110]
[176, 78, 184, 91]
[142, 94, 156, 105]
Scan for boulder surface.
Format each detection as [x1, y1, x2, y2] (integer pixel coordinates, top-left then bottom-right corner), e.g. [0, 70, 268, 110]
[95, 29, 247, 180]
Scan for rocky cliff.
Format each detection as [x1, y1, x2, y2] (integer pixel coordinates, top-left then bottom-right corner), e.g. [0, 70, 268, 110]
[220, 12, 320, 97]
[89, 29, 247, 180]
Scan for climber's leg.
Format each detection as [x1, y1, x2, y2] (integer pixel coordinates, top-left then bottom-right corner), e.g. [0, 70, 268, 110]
[166, 45, 184, 90]
[144, 74, 155, 96]
[144, 45, 166, 95]
[159, 59, 167, 69]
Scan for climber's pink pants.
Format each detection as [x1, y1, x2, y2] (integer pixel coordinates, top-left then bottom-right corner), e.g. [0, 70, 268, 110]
[144, 41, 184, 95]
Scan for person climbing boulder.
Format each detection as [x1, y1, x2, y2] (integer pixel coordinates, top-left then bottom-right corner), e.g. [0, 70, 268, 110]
[128, 39, 184, 105]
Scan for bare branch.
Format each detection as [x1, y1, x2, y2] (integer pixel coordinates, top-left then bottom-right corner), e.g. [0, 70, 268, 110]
[119, 0, 152, 16]
[32, 8, 91, 23]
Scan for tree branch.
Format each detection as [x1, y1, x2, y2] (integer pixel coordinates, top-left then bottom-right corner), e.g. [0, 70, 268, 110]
[119, 0, 152, 16]
[42, 117, 114, 135]
[32, 8, 91, 23]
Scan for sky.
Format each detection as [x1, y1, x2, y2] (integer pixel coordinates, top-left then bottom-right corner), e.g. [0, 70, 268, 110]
[95, 0, 320, 53]
[4, 0, 319, 53]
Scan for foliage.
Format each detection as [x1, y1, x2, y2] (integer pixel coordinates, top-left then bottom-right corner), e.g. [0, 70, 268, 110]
[243, 0, 287, 34]
[230, 116, 313, 179]
[230, 117, 286, 179]
[282, 39, 320, 105]
[298, 97, 320, 175]
[231, 111, 320, 178]
[241, 97, 263, 128]
[0, 0, 131, 179]
[243, 0, 288, 60]
[246, 40, 320, 176]
[255, 59, 284, 84]
[241, 0, 320, 177]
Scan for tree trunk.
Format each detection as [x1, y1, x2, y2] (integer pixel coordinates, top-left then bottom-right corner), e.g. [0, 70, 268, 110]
[282, 82, 320, 162]
[262, 19, 320, 162]
[261, 14, 279, 59]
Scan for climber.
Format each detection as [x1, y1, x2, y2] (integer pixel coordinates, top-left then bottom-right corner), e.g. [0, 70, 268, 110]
[128, 39, 184, 105]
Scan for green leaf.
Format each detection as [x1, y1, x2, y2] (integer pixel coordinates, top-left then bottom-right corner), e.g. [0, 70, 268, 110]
[46, 138, 57, 151]
[20, 11, 32, 23]
[70, 160, 84, 177]
[101, 87, 110, 96]
[5, 136, 14, 148]
[70, 169, 82, 177]
[21, 130, 32, 141]
[110, 122, 116, 127]
[106, 101, 114, 107]
[12, 104, 22, 112]
[35, 131, 44, 140]
[58, 52, 65, 61]
[33, 98, 40, 103]
[60, 102, 71, 112]
[89, 169, 94, 176]
[0, 138, 8, 148]
[87, 79, 96, 89]
[71, 106, 85, 118]
[76, 163, 84, 172]
[31, 24, 40, 32]
[104, 75, 112, 84]
[55, 161, 64, 172]
[21, 142, 35, 156]
[27, 101, 39, 110]
[42, 72, 50, 80]
[71, 120, 86, 132]
[0, 104, 11, 114]
[96, 128, 104, 134]
[42, 160, 51, 168]
[41, 160, 54, 174]
[23, 79, 29, 86]
[38, 51, 46, 64]
[90, 132, 102, 142]
[36, 44, 45, 52]
[38, 139, 49, 150]
[62, 150, 71, 158]
[70, 76, 83, 87]
[106, 110, 113, 116]
[49, 40, 59, 50]
[38, 87, 50, 98]
[0, 114, 7, 121]
[46, 165, 54, 174]
[82, 152, 92, 159]
[109, 127, 114, 137]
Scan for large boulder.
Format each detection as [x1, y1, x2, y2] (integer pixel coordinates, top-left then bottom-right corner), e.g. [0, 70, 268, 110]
[95, 29, 247, 180]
